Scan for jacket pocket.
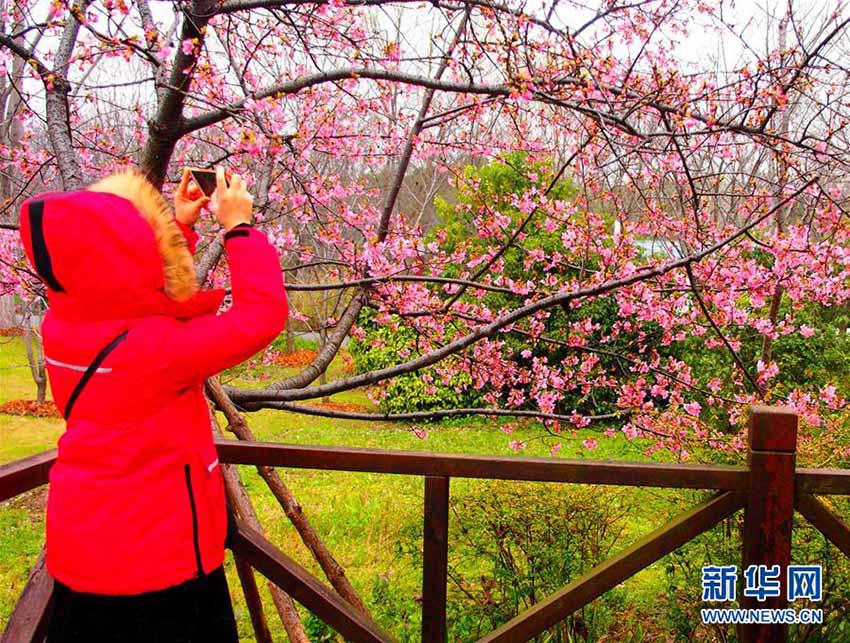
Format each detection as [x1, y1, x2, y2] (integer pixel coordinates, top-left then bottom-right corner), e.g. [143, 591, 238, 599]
[183, 463, 204, 577]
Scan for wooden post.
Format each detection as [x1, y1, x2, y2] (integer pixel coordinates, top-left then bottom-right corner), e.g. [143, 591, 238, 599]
[740, 406, 798, 643]
[422, 476, 449, 643]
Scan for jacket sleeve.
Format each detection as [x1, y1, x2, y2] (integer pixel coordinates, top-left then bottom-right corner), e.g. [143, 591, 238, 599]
[157, 223, 288, 390]
[176, 220, 200, 254]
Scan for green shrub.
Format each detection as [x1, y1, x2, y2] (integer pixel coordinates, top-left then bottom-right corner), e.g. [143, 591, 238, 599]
[392, 480, 640, 641]
[302, 611, 338, 642]
[348, 310, 484, 414]
[368, 570, 421, 642]
[351, 152, 668, 417]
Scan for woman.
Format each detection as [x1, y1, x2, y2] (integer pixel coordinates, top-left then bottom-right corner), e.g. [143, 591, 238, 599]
[17, 166, 288, 642]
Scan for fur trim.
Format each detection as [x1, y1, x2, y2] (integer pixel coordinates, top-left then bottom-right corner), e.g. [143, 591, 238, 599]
[88, 169, 198, 302]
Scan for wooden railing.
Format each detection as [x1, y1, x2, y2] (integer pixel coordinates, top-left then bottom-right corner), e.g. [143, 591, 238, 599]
[2, 405, 850, 642]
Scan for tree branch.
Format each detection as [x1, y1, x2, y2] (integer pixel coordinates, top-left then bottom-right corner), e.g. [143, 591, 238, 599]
[234, 400, 626, 425]
[265, 9, 470, 392]
[227, 178, 816, 404]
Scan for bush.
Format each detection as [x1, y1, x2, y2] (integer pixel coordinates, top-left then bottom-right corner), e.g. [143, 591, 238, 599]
[352, 152, 663, 417]
[348, 309, 484, 414]
[675, 300, 850, 435]
[368, 570, 421, 642]
[392, 480, 641, 641]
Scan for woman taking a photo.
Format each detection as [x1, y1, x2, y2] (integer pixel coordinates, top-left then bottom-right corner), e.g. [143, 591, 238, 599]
[18, 166, 288, 642]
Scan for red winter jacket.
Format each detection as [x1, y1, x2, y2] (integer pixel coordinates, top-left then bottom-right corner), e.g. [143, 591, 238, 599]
[17, 170, 287, 595]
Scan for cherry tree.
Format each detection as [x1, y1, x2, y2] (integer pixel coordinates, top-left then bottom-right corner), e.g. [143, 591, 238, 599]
[2, 0, 850, 634]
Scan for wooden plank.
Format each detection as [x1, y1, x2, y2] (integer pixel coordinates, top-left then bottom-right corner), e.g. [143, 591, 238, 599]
[740, 408, 797, 643]
[422, 477, 449, 643]
[228, 517, 394, 643]
[0, 451, 56, 503]
[216, 439, 748, 490]
[797, 469, 850, 495]
[476, 491, 745, 643]
[795, 493, 850, 559]
[1, 548, 54, 643]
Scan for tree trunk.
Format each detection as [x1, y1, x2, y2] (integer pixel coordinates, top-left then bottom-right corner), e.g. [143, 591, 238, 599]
[23, 319, 47, 403]
[0, 296, 16, 328]
[209, 407, 310, 643]
[760, 284, 785, 367]
[0, 15, 25, 330]
[205, 378, 377, 624]
[46, 0, 93, 190]
[759, 2, 793, 373]
[320, 328, 330, 403]
[139, 1, 216, 187]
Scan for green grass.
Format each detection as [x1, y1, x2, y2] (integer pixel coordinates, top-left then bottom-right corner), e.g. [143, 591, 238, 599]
[0, 335, 718, 641]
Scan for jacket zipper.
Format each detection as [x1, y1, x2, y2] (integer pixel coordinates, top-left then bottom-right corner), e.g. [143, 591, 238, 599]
[183, 463, 204, 577]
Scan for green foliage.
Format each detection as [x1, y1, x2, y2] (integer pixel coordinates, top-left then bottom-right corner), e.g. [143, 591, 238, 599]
[431, 150, 578, 267]
[395, 480, 639, 641]
[769, 304, 850, 398]
[302, 611, 339, 642]
[348, 309, 484, 414]
[354, 152, 630, 416]
[429, 152, 672, 416]
[676, 300, 850, 434]
[368, 571, 421, 642]
[661, 492, 850, 642]
[429, 152, 583, 327]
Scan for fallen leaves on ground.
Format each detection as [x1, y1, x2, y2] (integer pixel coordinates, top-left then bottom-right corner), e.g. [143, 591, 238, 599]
[303, 400, 371, 414]
[7, 487, 48, 520]
[273, 349, 317, 367]
[0, 327, 24, 336]
[273, 348, 355, 373]
[0, 399, 61, 418]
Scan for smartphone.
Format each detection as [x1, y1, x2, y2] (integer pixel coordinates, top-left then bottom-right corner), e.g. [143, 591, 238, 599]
[186, 167, 228, 197]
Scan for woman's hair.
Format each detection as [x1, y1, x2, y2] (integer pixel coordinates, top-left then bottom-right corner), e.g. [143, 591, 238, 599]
[88, 169, 199, 302]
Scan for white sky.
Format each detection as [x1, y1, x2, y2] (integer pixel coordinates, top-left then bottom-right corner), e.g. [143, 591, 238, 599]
[9, 0, 849, 135]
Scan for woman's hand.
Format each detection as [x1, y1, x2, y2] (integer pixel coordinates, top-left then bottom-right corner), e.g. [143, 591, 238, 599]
[210, 166, 254, 231]
[174, 168, 211, 227]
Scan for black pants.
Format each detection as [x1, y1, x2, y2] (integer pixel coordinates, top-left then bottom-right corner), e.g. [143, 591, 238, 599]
[46, 565, 239, 643]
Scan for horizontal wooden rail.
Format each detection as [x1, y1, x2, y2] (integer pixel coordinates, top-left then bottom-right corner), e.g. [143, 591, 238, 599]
[797, 468, 850, 495]
[477, 491, 746, 642]
[0, 450, 56, 503]
[21, 444, 850, 499]
[229, 516, 394, 643]
[13, 445, 850, 497]
[215, 439, 750, 490]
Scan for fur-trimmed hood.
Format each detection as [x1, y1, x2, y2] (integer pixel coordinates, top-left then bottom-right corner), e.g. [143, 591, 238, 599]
[88, 170, 198, 302]
[18, 169, 225, 321]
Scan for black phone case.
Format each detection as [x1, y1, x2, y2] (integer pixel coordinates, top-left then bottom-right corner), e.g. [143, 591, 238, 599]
[189, 170, 218, 197]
